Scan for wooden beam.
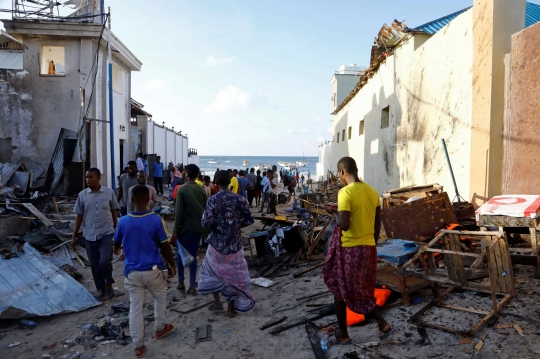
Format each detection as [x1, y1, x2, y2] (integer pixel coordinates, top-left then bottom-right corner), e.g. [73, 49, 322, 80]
[305, 321, 326, 359]
[293, 261, 324, 278]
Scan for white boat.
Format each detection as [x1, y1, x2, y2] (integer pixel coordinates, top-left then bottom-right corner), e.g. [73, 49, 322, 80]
[243, 160, 249, 166]
[278, 161, 286, 167]
[208, 161, 219, 164]
[296, 161, 307, 167]
[225, 161, 231, 163]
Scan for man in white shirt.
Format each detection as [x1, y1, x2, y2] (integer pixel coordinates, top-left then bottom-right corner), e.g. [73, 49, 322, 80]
[135, 152, 145, 172]
[266, 169, 278, 216]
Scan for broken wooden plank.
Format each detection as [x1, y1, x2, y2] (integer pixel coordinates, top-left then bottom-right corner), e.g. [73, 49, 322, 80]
[22, 203, 53, 226]
[195, 324, 212, 343]
[293, 261, 324, 278]
[269, 304, 335, 335]
[171, 300, 214, 314]
[305, 321, 325, 359]
[259, 316, 287, 330]
[296, 290, 330, 301]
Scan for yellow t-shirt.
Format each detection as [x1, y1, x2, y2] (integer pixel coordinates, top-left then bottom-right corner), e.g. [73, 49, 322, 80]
[337, 182, 380, 247]
[229, 177, 239, 194]
[195, 180, 203, 186]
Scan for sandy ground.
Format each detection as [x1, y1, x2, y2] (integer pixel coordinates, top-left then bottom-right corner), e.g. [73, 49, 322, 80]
[2, 185, 540, 359]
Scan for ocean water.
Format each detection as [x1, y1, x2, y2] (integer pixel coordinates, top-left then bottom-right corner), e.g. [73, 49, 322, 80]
[199, 156, 318, 178]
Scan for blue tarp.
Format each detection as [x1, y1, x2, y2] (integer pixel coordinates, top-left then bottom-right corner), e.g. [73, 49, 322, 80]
[377, 239, 418, 265]
[0, 243, 100, 319]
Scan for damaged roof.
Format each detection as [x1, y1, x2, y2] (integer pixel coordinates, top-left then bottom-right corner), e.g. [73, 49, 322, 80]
[411, 7, 471, 35]
[0, 243, 100, 319]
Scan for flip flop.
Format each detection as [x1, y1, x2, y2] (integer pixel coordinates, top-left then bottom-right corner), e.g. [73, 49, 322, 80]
[328, 333, 353, 345]
[208, 303, 224, 312]
[134, 345, 146, 357]
[379, 327, 395, 340]
[176, 284, 185, 291]
[152, 324, 174, 339]
[98, 291, 114, 301]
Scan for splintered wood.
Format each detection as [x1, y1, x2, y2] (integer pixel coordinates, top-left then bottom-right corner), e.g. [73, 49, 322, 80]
[398, 230, 515, 336]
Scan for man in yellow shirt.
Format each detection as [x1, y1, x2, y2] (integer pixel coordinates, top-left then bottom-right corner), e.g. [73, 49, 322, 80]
[227, 169, 239, 194]
[322, 156, 392, 344]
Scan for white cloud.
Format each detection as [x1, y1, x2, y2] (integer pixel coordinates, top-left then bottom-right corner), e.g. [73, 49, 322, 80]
[142, 79, 167, 90]
[207, 85, 251, 112]
[206, 55, 235, 67]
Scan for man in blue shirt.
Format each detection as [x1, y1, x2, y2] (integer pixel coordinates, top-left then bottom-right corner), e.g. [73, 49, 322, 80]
[114, 185, 176, 357]
[153, 155, 164, 195]
[237, 170, 252, 200]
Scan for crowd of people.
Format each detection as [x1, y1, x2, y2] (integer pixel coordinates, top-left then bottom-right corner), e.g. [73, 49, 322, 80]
[71, 155, 392, 356]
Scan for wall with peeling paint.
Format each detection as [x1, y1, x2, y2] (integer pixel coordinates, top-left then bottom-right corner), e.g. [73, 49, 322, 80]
[318, 10, 473, 199]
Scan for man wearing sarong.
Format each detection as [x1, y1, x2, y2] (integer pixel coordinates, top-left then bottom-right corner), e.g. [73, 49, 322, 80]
[198, 170, 255, 318]
[323, 157, 393, 344]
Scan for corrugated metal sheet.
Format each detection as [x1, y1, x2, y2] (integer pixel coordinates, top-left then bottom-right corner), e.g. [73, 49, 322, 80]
[0, 163, 19, 187]
[413, 2, 540, 35]
[44, 128, 79, 193]
[0, 243, 100, 319]
[0, 50, 23, 70]
[20, 157, 46, 180]
[412, 7, 471, 34]
[526, 2, 540, 27]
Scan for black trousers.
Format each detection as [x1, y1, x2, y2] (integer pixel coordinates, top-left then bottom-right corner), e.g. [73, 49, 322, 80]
[84, 234, 115, 292]
[154, 177, 163, 195]
[247, 188, 255, 206]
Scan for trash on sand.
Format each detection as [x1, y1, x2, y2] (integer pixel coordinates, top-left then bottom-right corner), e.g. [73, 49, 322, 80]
[19, 319, 37, 329]
[8, 342, 21, 347]
[251, 277, 276, 288]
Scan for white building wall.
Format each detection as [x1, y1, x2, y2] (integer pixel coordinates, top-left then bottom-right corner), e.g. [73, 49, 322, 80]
[153, 124, 166, 161]
[182, 136, 188, 165]
[166, 129, 175, 166]
[318, 10, 473, 197]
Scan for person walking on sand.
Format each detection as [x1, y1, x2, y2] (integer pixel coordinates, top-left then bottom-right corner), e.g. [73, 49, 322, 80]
[237, 170, 252, 200]
[72, 168, 119, 301]
[127, 171, 160, 214]
[153, 155, 164, 196]
[113, 185, 176, 357]
[266, 169, 278, 216]
[118, 161, 139, 216]
[258, 171, 269, 213]
[254, 169, 263, 207]
[136, 152, 145, 172]
[172, 164, 207, 295]
[198, 170, 255, 318]
[322, 157, 393, 345]
[227, 169, 239, 194]
[246, 168, 257, 207]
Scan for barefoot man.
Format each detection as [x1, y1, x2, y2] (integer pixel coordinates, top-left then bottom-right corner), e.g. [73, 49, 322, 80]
[323, 157, 393, 344]
[198, 170, 255, 317]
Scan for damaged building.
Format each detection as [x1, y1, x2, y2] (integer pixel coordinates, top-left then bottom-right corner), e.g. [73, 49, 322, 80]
[317, 0, 540, 207]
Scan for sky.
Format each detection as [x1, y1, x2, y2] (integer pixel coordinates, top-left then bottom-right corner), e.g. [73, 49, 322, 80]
[0, 0, 484, 156]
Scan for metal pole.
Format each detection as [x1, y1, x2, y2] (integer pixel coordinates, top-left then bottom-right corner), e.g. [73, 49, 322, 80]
[441, 138, 463, 203]
[100, 0, 105, 24]
[108, 7, 116, 190]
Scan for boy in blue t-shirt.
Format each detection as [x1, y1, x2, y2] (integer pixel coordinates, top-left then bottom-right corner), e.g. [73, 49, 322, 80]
[113, 185, 176, 357]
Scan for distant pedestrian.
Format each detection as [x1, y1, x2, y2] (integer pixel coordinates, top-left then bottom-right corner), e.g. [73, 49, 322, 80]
[227, 169, 239, 194]
[172, 164, 208, 295]
[72, 168, 119, 301]
[213, 168, 220, 185]
[237, 170, 252, 200]
[113, 185, 176, 357]
[279, 169, 283, 183]
[127, 171, 160, 213]
[136, 152, 145, 172]
[266, 169, 278, 216]
[258, 171, 269, 213]
[246, 168, 257, 206]
[153, 155, 164, 195]
[254, 169, 263, 207]
[196, 174, 204, 186]
[203, 175, 215, 198]
[168, 166, 182, 200]
[118, 161, 139, 216]
[199, 170, 255, 318]
[143, 154, 148, 175]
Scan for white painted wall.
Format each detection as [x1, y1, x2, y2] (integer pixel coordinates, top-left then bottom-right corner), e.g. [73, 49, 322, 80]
[318, 10, 473, 198]
[153, 124, 166, 161]
[166, 129, 175, 166]
[182, 136, 188, 165]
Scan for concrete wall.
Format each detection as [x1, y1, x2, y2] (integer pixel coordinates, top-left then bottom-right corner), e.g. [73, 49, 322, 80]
[503, 21, 540, 194]
[331, 74, 359, 111]
[137, 118, 188, 167]
[318, 10, 474, 197]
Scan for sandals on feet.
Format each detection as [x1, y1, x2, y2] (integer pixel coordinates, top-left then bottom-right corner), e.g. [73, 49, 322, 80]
[98, 290, 114, 301]
[152, 324, 174, 339]
[134, 345, 146, 357]
[208, 303, 224, 312]
[187, 288, 197, 296]
[379, 327, 395, 340]
[176, 284, 185, 291]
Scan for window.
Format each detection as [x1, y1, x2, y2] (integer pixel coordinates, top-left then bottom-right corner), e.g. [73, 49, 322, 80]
[336, 133, 339, 143]
[112, 62, 125, 94]
[333, 92, 336, 107]
[40, 46, 65, 76]
[342, 129, 345, 142]
[359, 120, 364, 135]
[348, 126, 352, 140]
[381, 106, 390, 128]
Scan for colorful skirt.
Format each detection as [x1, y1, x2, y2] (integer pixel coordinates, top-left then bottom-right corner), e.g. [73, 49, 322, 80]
[198, 246, 255, 313]
[322, 226, 377, 314]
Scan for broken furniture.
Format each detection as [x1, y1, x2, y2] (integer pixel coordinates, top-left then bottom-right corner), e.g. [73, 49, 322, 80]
[376, 266, 431, 307]
[382, 183, 444, 208]
[381, 192, 459, 242]
[476, 195, 540, 277]
[398, 230, 514, 336]
[302, 206, 332, 259]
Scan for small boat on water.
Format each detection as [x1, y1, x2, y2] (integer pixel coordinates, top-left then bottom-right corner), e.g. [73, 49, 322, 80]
[296, 161, 307, 167]
[225, 161, 231, 163]
[208, 161, 219, 164]
[243, 160, 250, 166]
